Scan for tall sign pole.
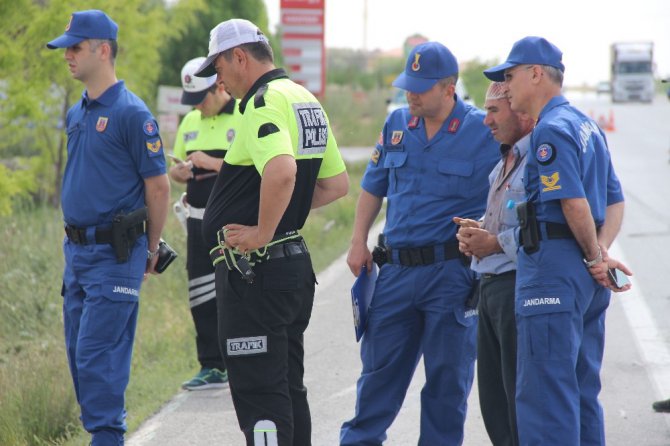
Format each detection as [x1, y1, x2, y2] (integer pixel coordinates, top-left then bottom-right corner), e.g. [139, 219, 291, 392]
[280, 0, 326, 97]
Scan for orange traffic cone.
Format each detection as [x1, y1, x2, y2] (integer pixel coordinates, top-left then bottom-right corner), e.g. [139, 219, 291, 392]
[607, 109, 616, 132]
[597, 114, 608, 129]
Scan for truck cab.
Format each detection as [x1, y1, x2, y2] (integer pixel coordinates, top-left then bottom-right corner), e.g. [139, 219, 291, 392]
[610, 42, 655, 103]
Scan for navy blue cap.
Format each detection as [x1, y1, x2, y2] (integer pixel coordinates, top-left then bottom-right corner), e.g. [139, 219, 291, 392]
[392, 42, 459, 94]
[484, 36, 565, 82]
[46, 10, 118, 49]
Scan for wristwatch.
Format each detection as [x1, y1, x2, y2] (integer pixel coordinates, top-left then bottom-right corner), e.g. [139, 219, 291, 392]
[583, 246, 602, 268]
[147, 248, 159, 260]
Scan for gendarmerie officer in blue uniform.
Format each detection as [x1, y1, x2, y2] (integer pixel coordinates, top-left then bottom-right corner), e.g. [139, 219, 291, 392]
[47, 10, 170, 446]
[341, 42, 499, 445]
[484, 36, 631, 445]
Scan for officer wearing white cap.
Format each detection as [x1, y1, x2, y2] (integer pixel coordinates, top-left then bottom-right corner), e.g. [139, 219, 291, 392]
[169, 57, 241, 391]
[340, 42, 499, 445]
[194, 18, 348, 446]
[455, 82, 534, 446]
[46, 9, 170, 446]
[484, 36, 632, 445]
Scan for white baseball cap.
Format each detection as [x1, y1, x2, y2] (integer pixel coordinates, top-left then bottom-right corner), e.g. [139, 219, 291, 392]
[180, 57, 217, 106]
[194, 19, 269, 77]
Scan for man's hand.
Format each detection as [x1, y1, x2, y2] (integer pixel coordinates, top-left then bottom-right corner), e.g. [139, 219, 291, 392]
[222, 223, 271, 253]
[587, 245, 633, 292]
[169, 161, 194, 182]
[456, 227, 501, 259]
[453, 217, 480, 228]
[144, 255, 159, 280]
[347, 241, 373, 277]
[187, 151, 223, 172]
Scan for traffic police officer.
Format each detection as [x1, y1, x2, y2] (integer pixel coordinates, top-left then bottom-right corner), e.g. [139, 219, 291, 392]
[170, 57, 241, 390]
[47, 10, 170, 446]
[194, 19, 348, 446]
[341, 42, 499, 445]
[484, 36, 629, 445]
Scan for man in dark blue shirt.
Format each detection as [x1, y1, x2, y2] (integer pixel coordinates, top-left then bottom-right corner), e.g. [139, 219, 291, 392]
[47, 10, 170, 446]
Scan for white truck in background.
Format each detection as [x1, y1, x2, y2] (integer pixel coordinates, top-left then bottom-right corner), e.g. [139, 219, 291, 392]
[610, 42, 655, 103]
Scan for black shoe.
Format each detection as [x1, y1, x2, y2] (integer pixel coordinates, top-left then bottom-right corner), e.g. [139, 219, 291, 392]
[652, 398, 670, 413]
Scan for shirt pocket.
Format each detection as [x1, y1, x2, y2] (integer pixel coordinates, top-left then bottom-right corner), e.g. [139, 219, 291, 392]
[502, 184, 527, 226]
[382, 149, 408, 194]
[433, 158, 474, 197]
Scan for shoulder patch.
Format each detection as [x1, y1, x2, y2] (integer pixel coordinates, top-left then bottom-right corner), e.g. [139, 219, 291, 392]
[143, 119, 158, 136]
[536, 143, 557, 165]
[258, 122, 279, 138]
[254, 84, 268, 109]
[540, 172, 561, 192]
[391, 131, 403, 145]
[371, 148, 380, 165]
[227, 128, 236, 143]
[146, 137, 163, 157]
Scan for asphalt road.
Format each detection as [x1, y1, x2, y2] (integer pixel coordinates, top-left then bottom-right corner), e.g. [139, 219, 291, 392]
[127, 93, 670, 446]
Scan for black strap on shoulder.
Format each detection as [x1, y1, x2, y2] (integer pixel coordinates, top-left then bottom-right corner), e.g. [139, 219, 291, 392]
[258, 122, 280, 138]
[254, 84, 268, 109]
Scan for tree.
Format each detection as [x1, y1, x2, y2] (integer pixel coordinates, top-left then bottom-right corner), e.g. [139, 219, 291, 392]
[460, 58, 500, 107]
[158, 0, 272, 88]
[0, 0, 191, 211]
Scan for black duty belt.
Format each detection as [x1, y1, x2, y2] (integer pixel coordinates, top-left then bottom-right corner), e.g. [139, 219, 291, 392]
[387, 241, 463, 267]
[65, 223, 144, 245]
[209, 239, 308, 265]
[519, 221, 574, 246]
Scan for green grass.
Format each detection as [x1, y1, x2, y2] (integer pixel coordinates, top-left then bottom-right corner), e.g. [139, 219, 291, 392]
[0, 161, 367, 446]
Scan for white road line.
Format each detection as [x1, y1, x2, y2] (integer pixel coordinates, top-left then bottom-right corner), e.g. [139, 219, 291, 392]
[609, 242, 670, 421]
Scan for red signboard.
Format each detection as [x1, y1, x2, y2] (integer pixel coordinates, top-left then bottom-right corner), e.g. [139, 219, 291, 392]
[280, 0, 326, 97]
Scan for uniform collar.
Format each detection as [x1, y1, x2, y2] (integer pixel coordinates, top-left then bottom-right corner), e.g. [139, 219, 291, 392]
[407, 95, 467, 134]
[220, 98, 236, 115]
[238, 68, 288, 114]
[82, 80, 125, 107]
[537, 94, 569, 124]
[499, 132, 530, 161]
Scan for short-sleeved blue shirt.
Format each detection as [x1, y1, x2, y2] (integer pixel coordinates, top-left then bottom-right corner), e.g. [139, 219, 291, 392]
[362, 98, 499, 248]
[525, 95, 624, 226]
[62, 81, 166, 227]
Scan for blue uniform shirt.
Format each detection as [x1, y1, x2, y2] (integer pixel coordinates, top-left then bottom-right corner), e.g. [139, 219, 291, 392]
[62, 81, 166, 227]
[362, 97, 499, 248]
[526, 95, 624, 226]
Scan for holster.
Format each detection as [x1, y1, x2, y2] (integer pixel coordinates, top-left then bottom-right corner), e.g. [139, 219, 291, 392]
[111, 207, 148, 263]
[517, 201, 539, 254]
[371, 233, 388, 268]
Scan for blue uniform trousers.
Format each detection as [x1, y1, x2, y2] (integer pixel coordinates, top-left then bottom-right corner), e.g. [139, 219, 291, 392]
[515, 239, 610, 446]
[340, 260, 477, 446]
[62, 232, 146, 446]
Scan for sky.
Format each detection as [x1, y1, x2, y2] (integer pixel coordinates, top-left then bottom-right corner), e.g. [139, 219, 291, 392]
[266, 0, 670, 87]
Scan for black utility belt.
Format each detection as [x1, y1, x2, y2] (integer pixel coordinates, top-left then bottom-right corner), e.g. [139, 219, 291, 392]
[64, 207, 148, 263]
[209, 239, 308, 265]
[519, 221, 574, 246]
[387, 241, 463, 267]
[65, 222, 145, 245]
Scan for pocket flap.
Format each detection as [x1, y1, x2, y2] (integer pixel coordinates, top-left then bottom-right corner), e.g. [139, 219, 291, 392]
[103, 278, 141, 302]
[438, 159, 474, 177]
[454, 306, 478, 327]
[516, 286, 573, 316]
[382, 151, 408, 168]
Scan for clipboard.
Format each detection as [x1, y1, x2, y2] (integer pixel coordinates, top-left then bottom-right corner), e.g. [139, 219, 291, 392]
[350, 263, 378, 342]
